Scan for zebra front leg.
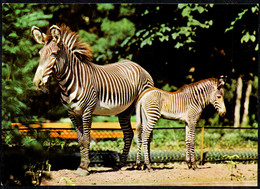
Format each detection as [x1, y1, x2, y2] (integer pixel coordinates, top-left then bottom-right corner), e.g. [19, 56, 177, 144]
[75, 111, 93, 176]
[69, 113, 89, 175]
[190, 125, 198, 170]
[118, 115, 134, 169]
[185, 123, 192, 169]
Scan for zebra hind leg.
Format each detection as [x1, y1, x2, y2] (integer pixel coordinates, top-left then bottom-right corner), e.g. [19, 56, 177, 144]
[142, 128, 153, 171]
[135, 102, 144, 170]
[136, 129, 143, 170]
[142, 120, 157, 172]
[118, 114, 134, 169]
[141, 131, 153, 171]
[142, 104, 160, 172]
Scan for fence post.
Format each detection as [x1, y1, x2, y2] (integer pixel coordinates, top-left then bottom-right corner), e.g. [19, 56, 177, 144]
[200, 125, 204, 165]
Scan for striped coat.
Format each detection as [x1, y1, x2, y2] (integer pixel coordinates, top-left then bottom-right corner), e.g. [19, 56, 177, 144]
[32, 24, 154, 175]
[135, 77, 226, 171]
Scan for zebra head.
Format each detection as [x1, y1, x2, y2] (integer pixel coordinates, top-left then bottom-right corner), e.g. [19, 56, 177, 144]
[31, 25, 64, 93]
[210, 76, 227, 117]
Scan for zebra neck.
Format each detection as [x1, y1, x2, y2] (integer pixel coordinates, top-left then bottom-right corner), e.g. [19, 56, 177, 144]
[189, 85, 211, 110]
[57, 53, 93, 96]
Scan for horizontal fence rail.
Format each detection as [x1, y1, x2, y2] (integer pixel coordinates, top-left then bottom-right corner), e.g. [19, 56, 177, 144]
[2, 122, 258, 142]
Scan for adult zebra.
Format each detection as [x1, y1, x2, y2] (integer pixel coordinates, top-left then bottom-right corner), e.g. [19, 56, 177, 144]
[135, 77, 226, 171]
[31, 24, 154, 175]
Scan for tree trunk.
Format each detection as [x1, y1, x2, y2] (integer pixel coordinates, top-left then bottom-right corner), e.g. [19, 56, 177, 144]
[234, 75, 243, 127]
[241, 80, 252, 127]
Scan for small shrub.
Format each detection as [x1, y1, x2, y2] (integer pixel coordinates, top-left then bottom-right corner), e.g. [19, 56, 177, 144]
[220, 133, 243, 149]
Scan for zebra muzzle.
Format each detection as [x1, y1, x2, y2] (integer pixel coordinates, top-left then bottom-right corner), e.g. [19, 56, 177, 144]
[33, 78, 49, 93]
[219, 109, 226, 117]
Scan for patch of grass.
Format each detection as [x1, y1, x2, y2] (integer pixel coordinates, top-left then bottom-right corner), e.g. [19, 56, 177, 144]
[59, 177, 75, 186]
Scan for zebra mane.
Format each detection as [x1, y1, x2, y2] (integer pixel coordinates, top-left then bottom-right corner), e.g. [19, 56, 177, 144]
[45, 24, 93, 62]
[177, 78, 218, 93]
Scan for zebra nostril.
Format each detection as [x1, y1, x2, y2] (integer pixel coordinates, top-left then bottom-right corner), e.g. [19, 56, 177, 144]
[42, 87, 49, 94]
[39, 80, 43, 87]
[220, 111, 226, 117]
[33, 79, 41, 90]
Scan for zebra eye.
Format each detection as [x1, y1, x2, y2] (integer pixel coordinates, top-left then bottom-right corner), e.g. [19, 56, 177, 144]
[217, 95, 221, 99]
[51, 53, 56, 56]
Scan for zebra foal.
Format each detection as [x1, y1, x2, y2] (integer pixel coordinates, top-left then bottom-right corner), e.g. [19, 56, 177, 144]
[31, 24, 154, 175]
[135, 77, 226, 171]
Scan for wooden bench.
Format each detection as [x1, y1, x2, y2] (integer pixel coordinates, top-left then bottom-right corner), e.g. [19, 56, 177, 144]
[11, 122, 136, 139]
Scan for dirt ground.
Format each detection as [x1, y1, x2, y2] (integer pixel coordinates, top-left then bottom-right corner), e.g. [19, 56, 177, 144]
[40, 162, 257, 186]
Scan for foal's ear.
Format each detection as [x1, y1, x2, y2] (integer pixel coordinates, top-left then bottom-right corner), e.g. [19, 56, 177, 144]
[31, 26, 46, 44]
[50, 25, 62, 44]
[218, 75, 227, 89]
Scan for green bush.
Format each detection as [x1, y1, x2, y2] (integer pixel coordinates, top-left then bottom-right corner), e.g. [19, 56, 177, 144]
[92, 115, 118, 122]
[90, 138, 124, 152]
[201, 132, 221, 149]
[2, 4, 52, 128]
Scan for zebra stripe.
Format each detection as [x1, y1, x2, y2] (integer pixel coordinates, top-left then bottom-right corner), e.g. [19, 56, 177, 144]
[136, 77, 226, 171]
[32, 24, 154, 175]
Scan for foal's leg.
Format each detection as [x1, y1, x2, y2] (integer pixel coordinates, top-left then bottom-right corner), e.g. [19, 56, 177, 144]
[185, 123, 192, 169]
[142, 110, 160, 171]
[136, 129, 143, 169]
[185, 122, 198, 170]
[142, 126, 153, 171]
[189, 124, 198, 170]
[135, 106, 143, 169]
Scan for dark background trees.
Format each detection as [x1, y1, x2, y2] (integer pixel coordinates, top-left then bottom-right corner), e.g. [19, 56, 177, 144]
[2, 3, 258, 128]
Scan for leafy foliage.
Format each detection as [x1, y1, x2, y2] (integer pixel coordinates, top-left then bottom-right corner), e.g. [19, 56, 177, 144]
[124, 4, 213, 53]
[79, 17, 135, 63]
[225, 5, 258, 51]
[2, 3, 258, 128]
[2, 4, 52, 128]
[2, 4, 71, 128]
[2, 4, 258, 186]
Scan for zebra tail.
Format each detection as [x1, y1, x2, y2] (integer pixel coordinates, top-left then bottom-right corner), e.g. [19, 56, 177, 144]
[135, 100, 142, 136]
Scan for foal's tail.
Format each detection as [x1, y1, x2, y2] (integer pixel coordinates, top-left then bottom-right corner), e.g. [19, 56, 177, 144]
[135, 100, 142, 136]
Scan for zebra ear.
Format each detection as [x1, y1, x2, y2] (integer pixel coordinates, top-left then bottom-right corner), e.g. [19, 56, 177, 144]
[218, 75, 227, 89]
[50, 25, 61, 44]
[31, 26, 46, 44]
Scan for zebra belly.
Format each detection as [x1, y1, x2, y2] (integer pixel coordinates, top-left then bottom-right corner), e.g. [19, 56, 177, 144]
[63, 99, 132, 116]
[161, 111, 187, 122]
[93, 101, 131, 116]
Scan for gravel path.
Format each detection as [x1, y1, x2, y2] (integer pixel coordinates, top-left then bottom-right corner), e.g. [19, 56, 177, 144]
[41, 163, 257, 186]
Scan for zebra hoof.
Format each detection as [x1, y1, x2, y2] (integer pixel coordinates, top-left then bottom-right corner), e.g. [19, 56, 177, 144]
[186, 161, 192, 169]
[144, 164, 152, 172]
[191, 162, 198, 170]
[147, 168, 153, 172]
[113, 166, 121, 171]
[114, 163, 124, 171]
[75, 167, 89, 176]
[136, 165, 142, 170]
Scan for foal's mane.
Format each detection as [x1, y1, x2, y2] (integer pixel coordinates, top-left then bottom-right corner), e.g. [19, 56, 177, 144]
[45, 24, 93, 62]
[177, 78, 218, 93]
